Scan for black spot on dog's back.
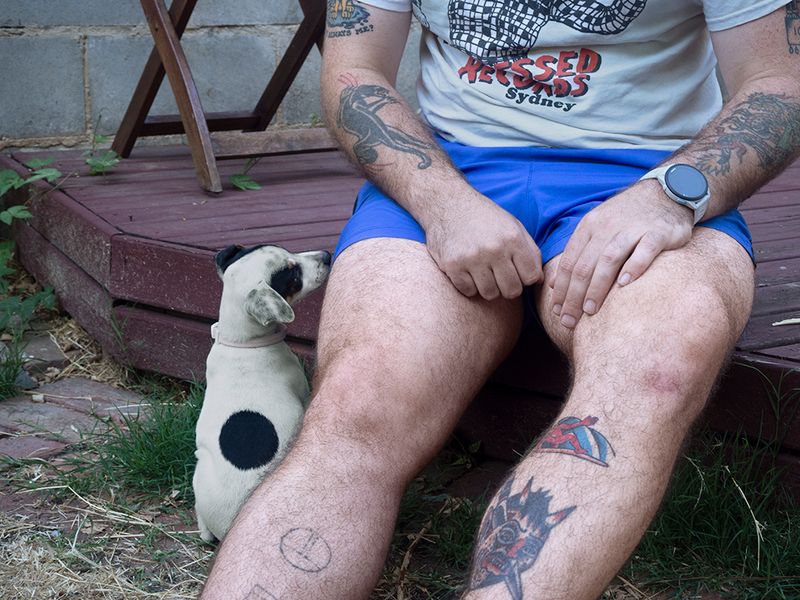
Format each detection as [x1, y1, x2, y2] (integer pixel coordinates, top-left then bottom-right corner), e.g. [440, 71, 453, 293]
[219, 410, 279, 470]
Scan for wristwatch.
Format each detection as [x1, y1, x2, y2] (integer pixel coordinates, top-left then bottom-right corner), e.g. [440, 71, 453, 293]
[640, 164, 710, 225]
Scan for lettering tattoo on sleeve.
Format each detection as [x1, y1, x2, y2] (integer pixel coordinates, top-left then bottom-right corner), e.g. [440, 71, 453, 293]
[469, 476, 575, 600]
[787, 1, 800, 55]
[535, 415, 615, 467]
[690, 92, 800, 177]
[336, 74, 435, 169]
[327, 0, 374, 38]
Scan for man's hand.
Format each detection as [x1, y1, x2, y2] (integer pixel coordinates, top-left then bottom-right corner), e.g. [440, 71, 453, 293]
[549, 180, 694, 328]
[425, 193, 543, 300]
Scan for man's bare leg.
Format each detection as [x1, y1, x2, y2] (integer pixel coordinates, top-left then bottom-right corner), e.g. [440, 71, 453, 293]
[202, 238, 523, 600]
[463, 229, 754, 600]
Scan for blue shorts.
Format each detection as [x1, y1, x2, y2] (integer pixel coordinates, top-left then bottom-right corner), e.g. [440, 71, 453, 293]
[334, 136, 753, 271]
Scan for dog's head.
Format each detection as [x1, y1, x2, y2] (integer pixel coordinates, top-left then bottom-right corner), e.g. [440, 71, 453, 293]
[214, 245, 331, 325]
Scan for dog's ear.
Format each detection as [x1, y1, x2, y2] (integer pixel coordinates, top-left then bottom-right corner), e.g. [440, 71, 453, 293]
[214, 245, 244, 278]
[245, 281, 295, 325]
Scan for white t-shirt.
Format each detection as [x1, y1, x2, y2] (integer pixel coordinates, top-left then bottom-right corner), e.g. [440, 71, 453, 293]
[358, 0, 788, 150]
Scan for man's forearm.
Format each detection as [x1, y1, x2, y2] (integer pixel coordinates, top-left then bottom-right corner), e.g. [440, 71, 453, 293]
[670, 78, 800, 220]
[321, 69, 476, 230]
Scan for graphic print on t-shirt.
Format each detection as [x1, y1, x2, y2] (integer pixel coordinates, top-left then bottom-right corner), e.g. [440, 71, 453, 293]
[448, 0, 648, 64]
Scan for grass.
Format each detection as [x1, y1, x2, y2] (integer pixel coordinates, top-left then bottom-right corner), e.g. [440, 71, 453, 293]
[623, 431, 800, 599]
[1, 337, 799, 599]
[8, 379, 205, 504]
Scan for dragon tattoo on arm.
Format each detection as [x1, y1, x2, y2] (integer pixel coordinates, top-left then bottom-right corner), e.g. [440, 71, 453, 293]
[689, 92, 800, 178]
[336, 74, 435, 170]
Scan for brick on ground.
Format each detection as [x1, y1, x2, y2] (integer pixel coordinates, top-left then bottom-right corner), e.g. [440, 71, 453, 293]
[0, 377, 148, 448]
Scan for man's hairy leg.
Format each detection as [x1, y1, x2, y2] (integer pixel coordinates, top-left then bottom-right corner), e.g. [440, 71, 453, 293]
[202, 238, 523, 600]
[463, 229, 754, 600]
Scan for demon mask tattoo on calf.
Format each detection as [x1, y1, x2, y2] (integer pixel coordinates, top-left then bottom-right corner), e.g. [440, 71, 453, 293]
[470, 477, 576, 599]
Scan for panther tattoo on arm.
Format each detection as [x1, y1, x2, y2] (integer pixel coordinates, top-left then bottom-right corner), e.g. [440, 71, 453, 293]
[336, 74, 435, 169]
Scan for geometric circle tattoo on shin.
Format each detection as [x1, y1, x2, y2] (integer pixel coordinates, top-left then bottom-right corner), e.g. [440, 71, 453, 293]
[279, 528, 332, 573]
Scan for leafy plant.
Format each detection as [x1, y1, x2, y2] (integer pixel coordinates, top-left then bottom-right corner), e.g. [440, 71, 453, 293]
[0, 162, 58, 399]
[229, 157, 262, 191]
[84, 133, 121, 176]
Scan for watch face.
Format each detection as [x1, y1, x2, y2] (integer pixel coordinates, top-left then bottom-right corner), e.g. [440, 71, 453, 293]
[664, 164, 708, 202]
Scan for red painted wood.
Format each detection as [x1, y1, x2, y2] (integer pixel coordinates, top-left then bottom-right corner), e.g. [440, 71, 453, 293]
[0, 154, 118, 286]
[738, 313, 800, 351]
[109, 235, 327, 341]
[755, 342, 800, 361]
[112, 304, 212, 381]
[752, 282, 800, 317]
[112, 304, 317, 381]
[12, 222, 120, 354]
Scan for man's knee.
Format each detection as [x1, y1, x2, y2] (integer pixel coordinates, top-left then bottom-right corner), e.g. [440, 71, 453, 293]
[306, 349, 462, 476]
[573, 276, 748, 421]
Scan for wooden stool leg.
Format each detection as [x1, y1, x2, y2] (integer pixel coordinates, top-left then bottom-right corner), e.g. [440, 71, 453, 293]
[112, 0, 199, 159]
[140, 0, 222, 193]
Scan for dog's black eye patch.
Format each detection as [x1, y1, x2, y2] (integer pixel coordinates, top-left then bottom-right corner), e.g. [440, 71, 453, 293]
[270, 264, 303, 299]
[218, 410, 279, 471]
[215, 245, 265, 274]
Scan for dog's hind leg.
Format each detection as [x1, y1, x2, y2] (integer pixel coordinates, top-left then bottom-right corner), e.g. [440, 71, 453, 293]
[196, 508, 216, 544]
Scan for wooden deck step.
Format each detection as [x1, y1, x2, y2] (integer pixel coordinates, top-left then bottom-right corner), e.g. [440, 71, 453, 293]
[4, 145, 800, 476]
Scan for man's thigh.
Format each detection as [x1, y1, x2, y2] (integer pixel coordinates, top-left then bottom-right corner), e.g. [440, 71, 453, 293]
[535, 228, 755, 369]
[310, 237, 523, 458]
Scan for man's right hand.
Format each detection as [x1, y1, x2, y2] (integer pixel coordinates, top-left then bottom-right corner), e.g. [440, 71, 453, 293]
[424, 194, 543, 300]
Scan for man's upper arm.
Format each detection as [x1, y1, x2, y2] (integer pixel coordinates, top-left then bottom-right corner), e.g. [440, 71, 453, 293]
[324, 0, 412, 83]
[710, 3, 800, 95]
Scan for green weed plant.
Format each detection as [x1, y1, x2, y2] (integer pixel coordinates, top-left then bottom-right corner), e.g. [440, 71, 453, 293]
[0, 160, 58, 398]
[625, 430, 800, 599]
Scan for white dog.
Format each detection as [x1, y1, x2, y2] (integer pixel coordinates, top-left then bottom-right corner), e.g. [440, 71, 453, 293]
[193, 244, 331, 543]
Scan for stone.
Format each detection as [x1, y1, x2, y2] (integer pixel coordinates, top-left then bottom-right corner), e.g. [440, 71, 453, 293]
[87, 30, 278, 134]
[0, 37, 85, 138]
[30, 378, 146, 420]
[13, 370, 38, 391]
[0, 433, 66, 460]
[0, 0, 302, 28]
[0, 1, 142, 27]
[0, 395, 104, 443]
[21, 333, 69, 375]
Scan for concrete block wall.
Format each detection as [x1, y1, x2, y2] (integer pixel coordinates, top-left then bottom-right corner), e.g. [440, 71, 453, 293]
[0, 1, 421, 149]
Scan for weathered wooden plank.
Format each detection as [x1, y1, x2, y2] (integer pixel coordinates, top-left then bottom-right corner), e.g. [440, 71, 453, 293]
[112, 304, 317, 381]
[706, 353, 800, 451]
[752, 256, 800, 285]
[755, 342, 800, 362]
[213, 128, 336, 159]
[142, 110, 259, 135]
[109, 235, 327, 341]
[753, 238, 800, 263]
[119, 203, 353, 238]
[112, 305, 212, 381]
[90, 179, 361, 225]
[738, 313, 800, 351]
[752, 281, 800, 317]
[170, 223, 346, 248]
[1, 154, 117, 287]
[12, 222, 120, 355]
[109, 236, 218, 316]
[741, 189, 800, 212]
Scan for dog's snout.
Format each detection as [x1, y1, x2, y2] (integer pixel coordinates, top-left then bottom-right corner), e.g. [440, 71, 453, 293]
[321, 251, 332, 267]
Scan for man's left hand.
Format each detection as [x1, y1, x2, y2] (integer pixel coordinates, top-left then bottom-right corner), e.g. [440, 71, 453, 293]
[549, 180, 694, 329]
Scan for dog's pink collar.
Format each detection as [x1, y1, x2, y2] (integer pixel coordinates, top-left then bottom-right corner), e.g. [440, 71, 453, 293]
[210, 322, 287, 348]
